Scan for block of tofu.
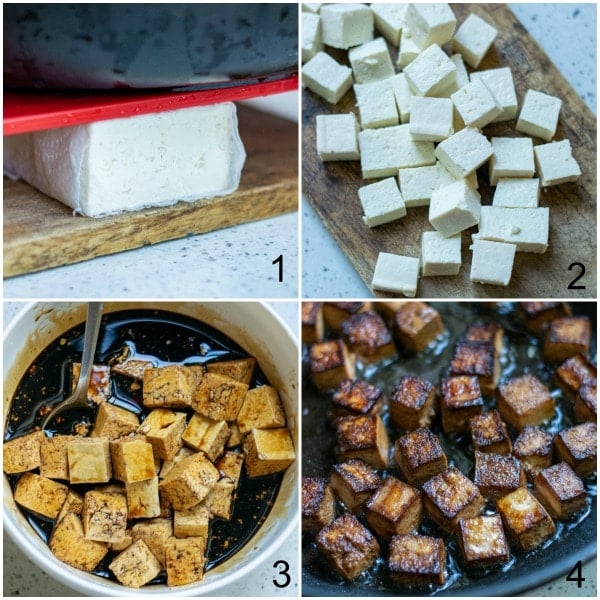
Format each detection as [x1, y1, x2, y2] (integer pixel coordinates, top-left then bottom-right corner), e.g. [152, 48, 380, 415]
[109, 539, 162, 588]
[405, 3, 456, 49]
[544, 316, 591, 362]
[390, 376, 437, 430]
[409, 97, 454, 142]
[449, 53, 469, 88]
[394, 428, 448, 487]
[50, 512, 108, 572]
[14, 472, 69, 519]
[206, 357, 256, 385]
[553, 422, 597, 477]
[397, 28, 421, 69]
[316, 512, 380, 580]
[126, 476, 161, 519]
[497, 487, 555, 551]
[237, 385, 286, 435]
[91, 402, 140, 439]
[388, 534, 446, 586]
[131, 517, 173, 567]
[56, 489, 84, 523]
[471, 67, 518, 122]
[470, 239, 516, 287]
[71, 363, 111, 404]
[111, 436, 155, 483]
[493, 177, 540, 208]
[421, 231, 462, 276]
[359, 124, 435, 179]
[302, 51, 353, 104]
[111, 356, 155, 381]
[358, 177, 407, 227]
[371, 252, 420, 297]
[512, 426, 554, 481]
[520, 301, 572, 333]
[302, 477, 336, 532]
[227, 423, 243, 448]
[534, 462, 587, 520]
[341, 310, 396, 364]
[159, 447, 195, 479]
[450, 340, 499, 394]
[193, 372, 249, 422]
[489, 137, 535, 185]
[392, 302, 445, 353]
[308, 339, 356, 392]
[82, 490, 128, 543]
[330, 458, 382, 513]
[575, 382, 597, 423]
[336, 414, 390, 469]
[473, 451, 526, 501]
[517, 89, 562, 141]
[398, 164, 438, 208]
[4, 103, 245, 217]
[497, 374, 555, 430]
[458, 514, 510, 569]
[319, 3, 374, 49]
[465, 321, 504, 352]
[389, 73, 413, 124]
[451, 79, 502, 129]
[452, 13, 498, 68]
[404, 44, 457, 97]
[215, 450, 244, 485]
[323, 302, 372, 331]
[243, 428, 296, 477]
[3, 430, 44, 474]
[316, 113, 360, 161]
[533, 139, 581, 187]
[435, 127, 493, 179]
[302, 302, 324, 344]
[470, 410, 512, 455]
[349, 37, 394, 83]
[430, 180, 481, 238]
[142, 365, 195, 409]
[202, 476, 236, 519]
[67, 437, 112, 484]
[138, 408, 186, 460]
[165, 536, 207, 586]
[370, 3, 407, 45]
[331, 378, 384, 417]
[110, 529, 133, 553]
[440, 375, 484, 434]
[555, 353, 597, 401]
[174, 503, 211, 538]
[182, 413, 229, 461]
[302, 12, 322, 63]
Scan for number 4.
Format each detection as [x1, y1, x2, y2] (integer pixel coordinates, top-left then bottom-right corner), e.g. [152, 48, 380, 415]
[566, 560, 586, 587]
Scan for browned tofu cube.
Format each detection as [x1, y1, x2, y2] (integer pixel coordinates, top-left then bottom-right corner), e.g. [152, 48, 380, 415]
[302, 302, 324, 344]
[237, 385, 286, 435]
[519, 302, 571, 333]
[131, 517, 173, 568]
[215, 450, 244, 486]
[173, 503, 211, 538]
[192, 372, 249, 421]
[575, 381, 597, 423]
[3, 430, 44, 474]
[389, 376, 436, 430]
[465, 321, 504, 353]
[553, 422, 597, 477]
[309, 339, 356, 392]
[206, 357, 256, 385]
[458, 514, 510, 569]
[243, 428, 296, 477]
[67, 437, 112, 484]
[394, 428, 448, 487]
[388, 534, 445, 586]
[373, 300, 410, 320]
[336, 414, 390, 469]
[182, 413, 229, 461]
[512, 426, 554, 471]
[330, 459, 382, 513]
[392, 302, 445, 353]
[331, 379, 384, 417]
[364, 477, 422, 540]
[440, 376, 484, 434]
[14, 472, 69, 519]
[315, 512, 380, 580]
[159, 447, 195, 479]
[544, 316, 591, 362]
[143, 364, 196, 409]
[138, 408, 186, 460]
[533, 462, 587, 520]
[82, 490, 128, 543]
[555, 354, 597, 402]
[111, 436, 156, 483]
[323, 302, 372, 331]
[111, 357, 155, 381]
[422, 467, 485, 532]
[473, 451, 526, 501]
[39, 435, 76, 480]
[56, 489, 84, 523]
[110, 529, 133, 553]
[341, 310, 396, 364]
[469, 410, 512, 455]
[496, 374, 555, 430]
[302, 477, 336, 533]
[71, 363, 111, 404]
[497, 487, 556, 551]
[91, 402, 140, 439]
[450, 341, 499, 395]
[109, 539, 162, 588]
[126, 476, 161, 519]
[227, 422, 243, 448]
[165, 536, 207, 586]
[202, 477, 236, 519]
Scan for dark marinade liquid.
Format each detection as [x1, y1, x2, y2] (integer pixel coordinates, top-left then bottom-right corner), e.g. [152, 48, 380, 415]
[5, 309, 284, 584]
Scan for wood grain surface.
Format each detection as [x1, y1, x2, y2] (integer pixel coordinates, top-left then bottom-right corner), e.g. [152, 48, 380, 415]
[4, 105, 297, 277]
[302, 3, 597, 299]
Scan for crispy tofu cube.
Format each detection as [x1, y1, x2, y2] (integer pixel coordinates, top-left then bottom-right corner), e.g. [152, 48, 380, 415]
[440, 376, 484, 433]
[14, 472, 69, 519]
[543, 316, 591, 362]
[40, 434, 76, 480]
[392, 302, 445, 353]
[496, 374, 555, 430]
[143, 364, 196, 409]
[331, 378, 385, 417]
[364, 477, 422, 540]
[82, 490, 128, 543]
[341, 310, 396, 364]
[302, 302, 324, 344]
[389, 375, 436, 430]
[309, 339, 356, 392]
[553, 422, 597, 477]
[3, 430, 44, 474]
[71, 363, 111, 404]
[534, 462, 587, 520]
[243, 428, 296, 477]
[302, 477, 336, 533]
[111, 357, 155, 381]
[67, 437, 112, 483]
[323, 302, 372, 331]
[237, 385, 286, 435]
[138, 408, 186, 460]
[91, 402, 140, 438]
[202, 477, 236, 519]
[473, 451, 526, 501]
[458, 514, 510, 569]
[512, 426, 554, 482]
[215, 450, 244, 485]
[336, 414, 390, 469]
[519, 301, 571, 333]
[192, 373, 249, 421]
[111, 436, 156, 483]
[450, 341, 499, 395]
[131, 517, 173, 568]
[469, 410, 512, 455]
[56, 489, 84, 523]
[206, 358, 256, 385]
[182, 413, 229, 461]
[388, 534, 446, 586]
[109, 539, 162, 588]
[330, 458, 382, 513]
[464, 321, 504, 354]
[174, 503, 211, 538]
[422, 467, 485, 532]
[497, 487, 555, 551]
[126, 476, 161, 519]
[316, 513, 380, 580]
[555, 354, 597, 402]
[575, 381, 597, 423]
[165, 536, 207, 586]
[394, 428, 448, 487]
[159, 447, 195, 479]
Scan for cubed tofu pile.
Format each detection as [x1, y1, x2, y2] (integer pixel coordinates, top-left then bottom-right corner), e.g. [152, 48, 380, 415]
[302, 301, 596, 586]
[4, 358, 295, 589]
[302, 3, 582, 294]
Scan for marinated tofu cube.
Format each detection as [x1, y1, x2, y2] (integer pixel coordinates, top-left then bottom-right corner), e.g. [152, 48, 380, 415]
[14, 472, 69, 519]
[131, 517, 173, 568]
[111, 436, 156, 483]
[215, 450, 245, 486]
[464, 322, 504, 356]
[336, 414, 390, 469]
[193, 372, 249, 422]
[497, 487, 555, 551]
[302, 476, 336, 532]
[202, 477, 236, 519]
[126, 476, 161, 519]
[543, 317, 592, 362]
[243, 428, 296, 477]
[555, 354, 597, 402]
[394, 428, 448, 487]
[237, 385, 286, 435]
[341, 310, 396, 364]
[450, 341, 499, 395]
[392, 302, 445, 352]
[316, 513, 380, 580]
[389, 375, 437, 430]
[174, 503, 211, 538]
[82, 490, 128, 543]
[331, 378, 385, 417]
[91, 402, 140, 438]
[440, 376, 484, 434]
[138, 408, 186, 460]
[182, 413, 229, 461]
[469, 410, 512, 455]
[388, 534, 446, 586]
[159, 447, 195, 479]
[309, 339, 356, 392]
[473, 451, 526, 501]
[364, 477, 422, 540]
[323, 302, 372, 331]
[534, 462, 587, 520]
[56, 489, 84, 523]
[110, 529, 133, 553]
[227, 422, 243, 448]
[519, 302, 571, 333]
[39, 434, 76, 480]
[143, 364, 196, 409]
[67, 437, 112, 483]
[206, 357, 256, 385]
[458, 514, 510, 569]
[496, 374, 555, 430]
[512, 426, 554, 481]
[111, 357, 155, 381]
[330, 458, 382, 513]
[553, 422, 597, 477]
[3, 430, 44, 474]
[575, 381, 597, 423]
[71, 363, 111, 404]
[422, 467, 485, 532]
[109, 539, 162, 588]
[165, 536, 207, 586]
[302, 302, 325, 344]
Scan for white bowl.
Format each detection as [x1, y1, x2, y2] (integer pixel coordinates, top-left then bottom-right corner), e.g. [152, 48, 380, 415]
[3, 301, 298, 596]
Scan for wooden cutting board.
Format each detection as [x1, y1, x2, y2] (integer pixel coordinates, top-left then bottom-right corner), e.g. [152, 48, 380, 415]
[4, 105, 297, 277]
[302, 3, 597, 298]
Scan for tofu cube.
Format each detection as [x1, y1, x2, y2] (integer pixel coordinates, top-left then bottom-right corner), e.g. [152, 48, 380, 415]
[458, 514, 510, 569]
[91, 402, 140, 439]
[237, 385, 286, 435]
[323, 302, 372, 331]
[137, 408, 186, 460]
[409, 97, 454, 142]
[553, 422, 597, 477]
[404, 44, 457, 97]
[390, 71, 414, 124]
[110, 529, 133, 553]
[534, 462, 587, 520]
[131, 517, 173, 567]
[165, 536, 207, 586]
[405, 3, 457, 49]
[469, 410, 512, 455]
[302, 476, 336, 533]
[215, 450, 244, 485]
[465, 321, 504, 352]
[243, 427, 296, 477]
[394, 428, 448, 487]
[109, 539, 162, 588]
[336, 414, 390, 469]
[302, 301, 324, 344]
[392, 302, 445, 353]
[555, 353, 597, 402]
[143, 364, 195, 409]
[429, 180, 481, 238]
[82, 490, 128, 543]
[398, 164, 439, 208]
[390, 375, 437, 430]
[111, 357, 155, 381]
[309, 339, 356, 392]
[14, 472, 69, 519]
[519, 301, 571, 333]
[512, 426, 554, 481]
[397, 28, 421, 69]
[371, 3, 407, 45]
[496, 374, 555, 430]
[470, 67, 518, 122]
[126, 476, 161, 519]
[543, 316, 591, 362]
[473, 451, 526, 501]
[440, 375, 484, 434]
[56, 489, 84, 523]
[202, 477, 236, 519]
[319, 3, 374, 49]
[493, 177, 540, 208]
[332, 378, 384, 417]
[67, 437, 112, 484]
[71, 363, 111, 404]
[371, 252, 420, 297]
[470, 239, 517, 287]
[206, 357, 256, 385]
[358, 177, 407, 228]
[3, 430, 44, 474]
[450, 340, 499, 395]
[451, 79, 502, 129]
[575, 382, 597, 423]
[452, 13, 498, 68]
[517, 89, 562, 141]
[341, 310, 396, 364]
[301, 12, 322, 63]
[533, 139, 581, 186]
[173, 503, 211, 538]
[489, 137, 535, 185]
[111, 436, 156, 483]
[421, 231, 462, 276]
[40, 435, 78, 481]
[302, 51, 353, 104]
[388, 534, 446, 586]
[349, 37, 394, 83]
[330, 458, 382, 513]
[159, 447, 195, 479]
[193, 372, 249, 422]
[316, 113, 360, 161]
[182, 413, 229, 461]
[435, 127, 493, 179]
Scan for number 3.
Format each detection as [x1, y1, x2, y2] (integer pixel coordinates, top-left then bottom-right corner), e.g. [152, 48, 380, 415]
[272, 559, 291, 588]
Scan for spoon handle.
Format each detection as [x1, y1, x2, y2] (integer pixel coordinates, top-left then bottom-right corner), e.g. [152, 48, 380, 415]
[73, 302, 104, 398]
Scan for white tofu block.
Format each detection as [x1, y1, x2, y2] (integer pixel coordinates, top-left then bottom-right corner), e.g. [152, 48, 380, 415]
[320, 3, 374, 49]
[434, 127, 494, 179]
[390, 73, 413, 124]
[354, 79, 399, 129]
[474, 206, 549, 253]
[370, 3, 408, 46]
[450, 54, 470, 89]
[451, 79, 502, 129]
[3, 103, 245, 218]
[516, 89, 562, 141]
[533, 140, 581, 187]
[421, 230, 462, 276]
[398, 164, 439, 207]
[470, 67, 518, 122]
[358, 177, 407, 227]
[397, 29, 421, 69]
[437, 161, 479, 190]
[359, 124, 435, 179]
[316, 113, 360, 161]
[349, 38, 394, 83]
[493, 178, 540, 208]
[405, 3, 457, 50]
[302, 51, 353, 104]
[429, 180, 481, 237]
[409, 97, 454, 142]
[302, 12, 323, 63]
[452, 13, 498, 68]
[489, 137, 535, 185]
[302, 4, 322, 14]
[372, 252, 420, 297]
[470, 239, 516, 286]
[404, 44, 458, 97]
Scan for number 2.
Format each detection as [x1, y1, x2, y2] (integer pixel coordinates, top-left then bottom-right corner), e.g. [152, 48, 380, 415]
[567, 262, 586, 290]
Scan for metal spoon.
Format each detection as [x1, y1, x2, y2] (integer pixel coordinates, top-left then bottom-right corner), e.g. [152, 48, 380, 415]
[41, 302, 104, 432]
